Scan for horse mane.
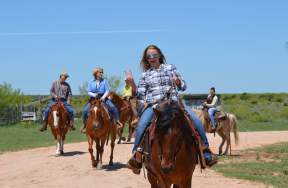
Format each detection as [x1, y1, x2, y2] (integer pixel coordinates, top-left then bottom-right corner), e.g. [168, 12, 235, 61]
[109, 91, 126, 109]
[155, 101, 194, 144]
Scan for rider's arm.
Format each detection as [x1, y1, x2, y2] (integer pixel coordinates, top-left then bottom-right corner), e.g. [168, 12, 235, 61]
[171, 64, 187, 91]
[87, 80, 98, 98]
[206, 96, 218, 108]
[50, 81, 58, 99]
[101, 79, 110, 100]
[137, 73, 147, 104]
[67, 84, 72, 104]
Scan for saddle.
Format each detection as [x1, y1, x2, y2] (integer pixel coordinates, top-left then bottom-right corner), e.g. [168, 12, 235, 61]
[138, 108, 207, 169]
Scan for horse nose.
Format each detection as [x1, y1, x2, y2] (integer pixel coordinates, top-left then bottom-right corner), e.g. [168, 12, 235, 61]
[161, 163, 175, 174]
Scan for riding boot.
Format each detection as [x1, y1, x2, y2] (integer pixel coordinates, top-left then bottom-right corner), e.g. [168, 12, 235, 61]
[39, 121, 48, 132]
[202, 147, 218, 167]
[69, 120, 76, 131]
[127, 151, 142, 175]
[116, 120, 124, 129]
[80, 123, 86, 133]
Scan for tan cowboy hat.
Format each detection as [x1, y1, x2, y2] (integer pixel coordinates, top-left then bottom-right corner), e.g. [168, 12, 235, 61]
[60, 71, 69, 78]
[93, 67, 104, 75]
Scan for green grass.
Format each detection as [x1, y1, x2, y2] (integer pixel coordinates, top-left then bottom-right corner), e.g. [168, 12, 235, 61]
[238, 120, 288, 132]
[0, 120, 87, 153]
[0, 120, 130, 153]
[213, 142, 288, 188]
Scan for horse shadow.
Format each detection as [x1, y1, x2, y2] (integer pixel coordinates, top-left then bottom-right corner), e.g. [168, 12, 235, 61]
[102, 162, 127, 171]
[61, 151, 86, 157]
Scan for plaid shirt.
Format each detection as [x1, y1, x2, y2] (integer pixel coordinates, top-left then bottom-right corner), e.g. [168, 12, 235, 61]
[137, 64, 186, 104]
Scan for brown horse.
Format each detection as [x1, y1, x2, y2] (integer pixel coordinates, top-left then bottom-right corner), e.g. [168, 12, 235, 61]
[108, 91, 138, 144]
[142, 100, 198, 188]
[48, 101, 70, 155]
[86, 98, 117, 169]
[193, 109, 239, 155]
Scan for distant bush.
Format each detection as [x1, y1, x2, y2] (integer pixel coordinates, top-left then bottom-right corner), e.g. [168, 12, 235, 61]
[239, 92, 250, 101]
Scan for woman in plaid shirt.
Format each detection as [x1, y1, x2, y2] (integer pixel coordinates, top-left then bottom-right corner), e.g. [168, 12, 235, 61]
[127, 44, 217, 173]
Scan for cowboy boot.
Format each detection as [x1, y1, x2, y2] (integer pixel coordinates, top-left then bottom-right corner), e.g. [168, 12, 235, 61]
[80, 123, 86, 133]
[203, 147, 218, 167]
[127, 151, 142, 175]
[69, 121, 76, 131]
[39, 121, 48, 132]
[116, 120, 124, 129]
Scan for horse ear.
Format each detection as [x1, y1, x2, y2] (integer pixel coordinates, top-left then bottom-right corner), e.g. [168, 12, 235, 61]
[153, 108, 161, 117]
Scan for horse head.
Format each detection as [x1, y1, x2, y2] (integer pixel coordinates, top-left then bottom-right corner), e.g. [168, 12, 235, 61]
[50, 102, 67, 128]
[88, 98, 108, 130]
[153, 100, 186, 174]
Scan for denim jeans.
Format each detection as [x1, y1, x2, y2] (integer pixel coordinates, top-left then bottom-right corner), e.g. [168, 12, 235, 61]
[208, 107, 217, 128]
[43, 99, 74, 122]
[82, 99, 120, 124]
[132, 103, 212, 161]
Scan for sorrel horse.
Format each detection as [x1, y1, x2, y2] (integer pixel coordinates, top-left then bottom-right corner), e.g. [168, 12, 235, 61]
[86, 98, 117, 169]
[108, 91, 138, 144]
[193, 109, 239, 155]
[141, 100, 199, 188]
[48, 101, 70, 155]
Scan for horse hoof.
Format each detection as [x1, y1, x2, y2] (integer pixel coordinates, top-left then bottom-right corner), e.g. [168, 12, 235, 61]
[97, 163, 102, 170]
[127, 138, 131, 142]
[60, 150, 64, 155]
[92, 161, 97, 168]
[109, 161, 113, 166]
[121, 137, 126, 141]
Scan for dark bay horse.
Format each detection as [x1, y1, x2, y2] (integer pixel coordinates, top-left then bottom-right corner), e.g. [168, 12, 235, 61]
[193, 109, 239, 155]
[108, 91, 138, 144]
[142, 100, 198, 188]
[86, 98, 117, 169]
[48, 101, 70, 155]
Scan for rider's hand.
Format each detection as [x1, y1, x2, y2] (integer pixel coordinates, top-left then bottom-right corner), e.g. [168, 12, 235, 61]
[172, 73, 181, 87]
[100, 97, 105, 102]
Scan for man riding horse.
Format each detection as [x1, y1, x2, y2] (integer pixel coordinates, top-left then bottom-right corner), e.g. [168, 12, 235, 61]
[203, 87, 219, 131]
[126, 45, 218, 174]
[81, 68, 123, 133]
[40, 72, 75, 132]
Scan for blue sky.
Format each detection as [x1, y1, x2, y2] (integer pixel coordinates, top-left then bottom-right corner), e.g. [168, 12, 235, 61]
[0, 1, 287, 94]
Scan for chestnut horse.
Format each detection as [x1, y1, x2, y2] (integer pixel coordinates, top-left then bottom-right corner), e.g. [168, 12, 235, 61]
[86, 98, 117, 169]
[48, 101, 70, 155]
[142, 100, 198, 188]
[193, 109, 239, 155]
[108, 91, 138, 144]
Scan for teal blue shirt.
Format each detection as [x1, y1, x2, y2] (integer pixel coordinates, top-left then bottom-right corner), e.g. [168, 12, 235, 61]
[87, 78, 110, 96]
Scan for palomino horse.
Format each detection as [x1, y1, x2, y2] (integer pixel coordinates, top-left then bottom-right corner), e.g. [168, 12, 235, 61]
[141, 100, 198, 188]
[48, 101, 70, 155]
[108, 91, 138, 144]
[193, 109, 239, 155]
[86, 98, 117, 169]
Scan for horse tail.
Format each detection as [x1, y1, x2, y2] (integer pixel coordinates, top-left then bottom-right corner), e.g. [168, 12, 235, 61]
[229, 113, 239, 145]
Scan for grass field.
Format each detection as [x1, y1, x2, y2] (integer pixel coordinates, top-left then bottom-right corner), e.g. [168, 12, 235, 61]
[213, 142, 288, 188]
[0, 119, 132, 153]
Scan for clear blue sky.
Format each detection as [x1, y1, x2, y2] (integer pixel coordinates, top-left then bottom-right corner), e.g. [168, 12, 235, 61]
[0, 0, 287, 94]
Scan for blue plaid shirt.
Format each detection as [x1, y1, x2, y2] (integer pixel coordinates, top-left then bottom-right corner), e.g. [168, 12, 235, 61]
[137, 64, 187, 104]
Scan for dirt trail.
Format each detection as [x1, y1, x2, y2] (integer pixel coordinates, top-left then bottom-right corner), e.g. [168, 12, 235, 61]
[1, 131, 287, 188]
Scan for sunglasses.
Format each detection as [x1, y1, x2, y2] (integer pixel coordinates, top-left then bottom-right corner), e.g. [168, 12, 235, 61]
[99, 72, 104, 74]
[146, 53, 160, 60]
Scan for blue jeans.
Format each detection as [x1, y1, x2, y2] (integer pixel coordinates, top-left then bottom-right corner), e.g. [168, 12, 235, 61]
[43, 99, 74, 122]
[132, 104, 212, 161]
[208, 108, 217, 128]
[82, 99, 120, 124]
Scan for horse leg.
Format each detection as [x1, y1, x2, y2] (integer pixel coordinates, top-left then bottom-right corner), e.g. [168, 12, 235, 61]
[55, 134, 61, 156]
[147, 171, 158, 188]
[95, 138, 100, 166]
[217, 130, 226, 155]
[223, 131, 231, 155]
[97, 137, 105, 170]
[127, 120, 133, 142]
[88, 136, 97, 167]
[60, 137, 64, 155]
[109, 129, 117, 166]
[117, 126, 124, 144]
